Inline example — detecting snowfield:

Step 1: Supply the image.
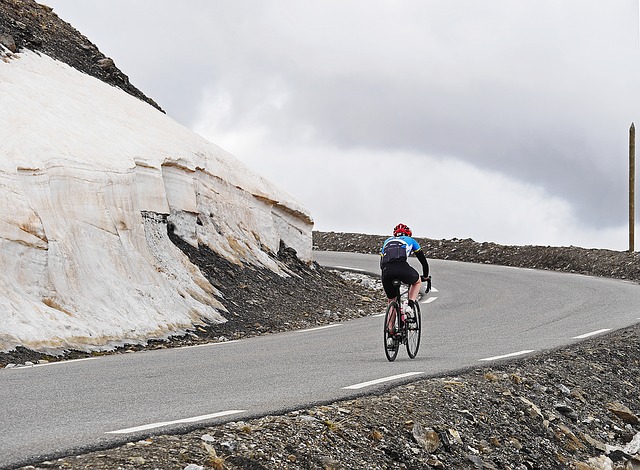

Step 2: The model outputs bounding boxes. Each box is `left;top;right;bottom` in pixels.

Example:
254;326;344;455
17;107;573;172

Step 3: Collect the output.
0;48;313;353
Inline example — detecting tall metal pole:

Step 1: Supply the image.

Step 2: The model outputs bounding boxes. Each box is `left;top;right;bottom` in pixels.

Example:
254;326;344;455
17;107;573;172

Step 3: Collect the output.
630;122;635;252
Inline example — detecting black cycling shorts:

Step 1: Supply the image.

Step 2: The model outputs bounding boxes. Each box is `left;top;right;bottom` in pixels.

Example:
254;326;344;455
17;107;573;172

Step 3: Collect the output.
381;261;419;299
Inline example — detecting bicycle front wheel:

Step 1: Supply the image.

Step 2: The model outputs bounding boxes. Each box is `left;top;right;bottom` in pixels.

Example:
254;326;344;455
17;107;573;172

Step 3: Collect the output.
383;301;400;362
405;303;421;358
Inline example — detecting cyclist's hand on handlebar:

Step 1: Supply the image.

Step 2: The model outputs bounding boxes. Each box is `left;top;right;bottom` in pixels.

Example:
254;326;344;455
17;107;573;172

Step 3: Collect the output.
421;275;432;292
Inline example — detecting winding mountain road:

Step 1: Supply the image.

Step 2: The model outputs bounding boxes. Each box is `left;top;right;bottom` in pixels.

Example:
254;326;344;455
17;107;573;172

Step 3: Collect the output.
2;252;640;468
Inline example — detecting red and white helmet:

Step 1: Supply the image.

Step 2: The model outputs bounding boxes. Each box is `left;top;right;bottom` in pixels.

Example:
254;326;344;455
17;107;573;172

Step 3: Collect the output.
393;223;412;237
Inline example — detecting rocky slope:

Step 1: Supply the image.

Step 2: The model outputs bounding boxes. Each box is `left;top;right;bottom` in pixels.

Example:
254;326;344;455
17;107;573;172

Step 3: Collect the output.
313;231;640;282
13;232;640;470
0;0;162;111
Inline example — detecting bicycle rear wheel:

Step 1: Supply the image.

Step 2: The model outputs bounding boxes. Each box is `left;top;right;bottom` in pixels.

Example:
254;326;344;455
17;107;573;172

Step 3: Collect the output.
405;303;421;358
383;301;400;362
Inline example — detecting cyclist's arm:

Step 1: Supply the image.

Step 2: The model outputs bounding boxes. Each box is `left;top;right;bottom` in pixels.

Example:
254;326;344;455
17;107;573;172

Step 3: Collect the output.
415;249;429;278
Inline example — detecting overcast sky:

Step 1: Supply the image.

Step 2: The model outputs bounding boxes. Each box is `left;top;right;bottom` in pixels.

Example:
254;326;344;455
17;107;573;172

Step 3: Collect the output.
43;1;640;250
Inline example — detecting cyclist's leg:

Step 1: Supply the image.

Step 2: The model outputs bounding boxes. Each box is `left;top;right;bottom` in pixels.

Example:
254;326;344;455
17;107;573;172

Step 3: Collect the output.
381;270;400;333
408;279;422;302
384;302;400;361
385;302;399;338
386;299;397;333
397;263;420;302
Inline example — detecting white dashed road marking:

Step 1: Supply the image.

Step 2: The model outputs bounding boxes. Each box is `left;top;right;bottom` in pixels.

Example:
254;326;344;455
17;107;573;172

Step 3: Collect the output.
106;410;246;434
343;372;422;390
478;350;535;362
573;329;611;339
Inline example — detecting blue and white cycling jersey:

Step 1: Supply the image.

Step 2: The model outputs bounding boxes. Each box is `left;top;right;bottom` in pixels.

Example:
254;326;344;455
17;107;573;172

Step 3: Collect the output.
380;235;421;265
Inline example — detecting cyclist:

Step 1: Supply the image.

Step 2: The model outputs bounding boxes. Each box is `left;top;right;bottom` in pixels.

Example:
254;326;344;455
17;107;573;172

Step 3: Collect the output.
380;223;431;317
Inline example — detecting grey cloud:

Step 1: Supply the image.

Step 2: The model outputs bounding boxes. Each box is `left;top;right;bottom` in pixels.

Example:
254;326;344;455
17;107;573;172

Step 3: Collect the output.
229;66;636;226
45;0;640;233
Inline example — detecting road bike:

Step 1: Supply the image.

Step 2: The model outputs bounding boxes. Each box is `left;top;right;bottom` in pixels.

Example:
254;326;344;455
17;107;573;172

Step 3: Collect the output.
383;279;421;361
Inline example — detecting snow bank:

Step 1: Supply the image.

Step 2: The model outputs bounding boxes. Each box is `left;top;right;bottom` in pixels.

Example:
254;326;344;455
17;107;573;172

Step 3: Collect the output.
0;49;313;353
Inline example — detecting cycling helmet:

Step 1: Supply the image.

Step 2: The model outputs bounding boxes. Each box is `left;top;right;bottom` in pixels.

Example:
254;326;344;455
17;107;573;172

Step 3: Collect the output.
393;223;412;237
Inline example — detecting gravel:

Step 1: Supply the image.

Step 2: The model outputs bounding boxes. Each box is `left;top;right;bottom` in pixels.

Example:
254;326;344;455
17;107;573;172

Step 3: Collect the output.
10;231;640;469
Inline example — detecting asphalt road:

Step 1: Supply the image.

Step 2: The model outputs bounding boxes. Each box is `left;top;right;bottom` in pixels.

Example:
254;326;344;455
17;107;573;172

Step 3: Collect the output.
2;252;640;468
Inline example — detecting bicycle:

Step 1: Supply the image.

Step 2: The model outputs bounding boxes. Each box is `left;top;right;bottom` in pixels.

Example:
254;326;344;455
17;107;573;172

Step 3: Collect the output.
383;279;422;362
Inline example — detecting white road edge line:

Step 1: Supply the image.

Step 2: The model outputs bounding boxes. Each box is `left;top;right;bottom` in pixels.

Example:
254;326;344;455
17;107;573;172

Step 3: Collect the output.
180;340;239;350
479;350;535;362
106;410;247;434
296;324;342;333
431;287;439;293
343;372;422;390
573;329;611;339
8;357;98;369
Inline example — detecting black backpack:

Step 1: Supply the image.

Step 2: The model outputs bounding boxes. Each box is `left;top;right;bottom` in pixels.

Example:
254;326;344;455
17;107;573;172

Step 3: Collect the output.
381;238;408;266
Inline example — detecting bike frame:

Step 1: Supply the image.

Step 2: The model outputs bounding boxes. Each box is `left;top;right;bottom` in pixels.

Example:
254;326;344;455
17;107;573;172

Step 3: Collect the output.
384;279;421;361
